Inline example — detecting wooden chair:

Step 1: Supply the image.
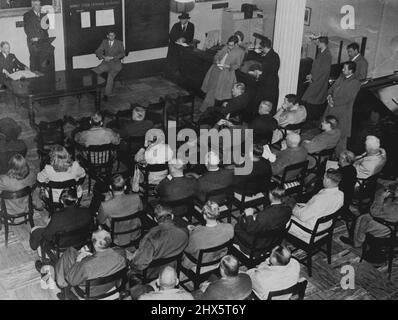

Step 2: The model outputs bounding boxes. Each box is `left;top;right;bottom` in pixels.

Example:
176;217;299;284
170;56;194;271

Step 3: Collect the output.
361;218;398;279
272;160;309;196
180;239;233;291
109;211;146;249
233;174;270;215
286;210;340;277
146;98;168;133
138;163;169;209
140;252;183;284
39;178;85;216
194;186;234;224
36;120;66;170
0;186;35;247
308;148;336;174
352;174;380;214
117;136;146;174
53;223;94;260
76;143;118;193
71;267;129;300
231;226;287;269
166;93;195;130
266;278;308;300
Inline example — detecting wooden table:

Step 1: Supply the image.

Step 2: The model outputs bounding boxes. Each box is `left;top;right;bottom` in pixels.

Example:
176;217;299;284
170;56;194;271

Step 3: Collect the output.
4;69;106;131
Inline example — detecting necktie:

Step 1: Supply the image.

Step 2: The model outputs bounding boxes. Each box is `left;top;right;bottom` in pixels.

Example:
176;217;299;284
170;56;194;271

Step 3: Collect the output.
183;25;186;33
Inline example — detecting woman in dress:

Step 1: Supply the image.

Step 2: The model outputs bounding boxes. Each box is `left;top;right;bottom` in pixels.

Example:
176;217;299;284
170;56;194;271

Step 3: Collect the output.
200;35;245;112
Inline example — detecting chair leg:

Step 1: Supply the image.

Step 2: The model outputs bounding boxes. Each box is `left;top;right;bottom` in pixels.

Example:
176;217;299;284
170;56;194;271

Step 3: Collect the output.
307;253;313;277
4;220;9;247
388;246;394;279
88;177;92;194
327;241;332;264
29;212;35;228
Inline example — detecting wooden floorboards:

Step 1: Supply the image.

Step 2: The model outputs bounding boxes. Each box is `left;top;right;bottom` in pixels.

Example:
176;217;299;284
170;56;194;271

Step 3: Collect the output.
0;76;397;300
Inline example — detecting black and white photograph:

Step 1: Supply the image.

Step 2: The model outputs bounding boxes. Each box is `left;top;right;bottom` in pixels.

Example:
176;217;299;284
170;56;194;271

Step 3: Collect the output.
0;0;397;307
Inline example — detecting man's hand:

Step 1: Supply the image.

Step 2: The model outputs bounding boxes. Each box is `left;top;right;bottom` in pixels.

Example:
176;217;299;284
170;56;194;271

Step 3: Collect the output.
76;248;92;262
306;74;313;81
199;281;211;292
222;102;228;108
31;37;39;42
104;56;113;62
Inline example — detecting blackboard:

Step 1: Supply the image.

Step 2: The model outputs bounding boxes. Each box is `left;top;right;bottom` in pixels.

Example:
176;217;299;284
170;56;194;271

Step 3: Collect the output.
125;0;170;52
63;0;123;70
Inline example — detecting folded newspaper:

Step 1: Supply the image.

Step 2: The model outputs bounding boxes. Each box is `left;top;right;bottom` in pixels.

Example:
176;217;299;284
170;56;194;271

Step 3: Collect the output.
8;70;39;81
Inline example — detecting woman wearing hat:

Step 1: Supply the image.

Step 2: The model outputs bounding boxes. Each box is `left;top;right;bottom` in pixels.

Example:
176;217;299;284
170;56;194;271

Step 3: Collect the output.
167;12;195;74
200;35;245;112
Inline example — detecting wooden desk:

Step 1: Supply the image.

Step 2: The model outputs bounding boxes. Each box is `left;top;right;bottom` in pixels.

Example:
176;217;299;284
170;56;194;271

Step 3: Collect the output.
4;69;106;131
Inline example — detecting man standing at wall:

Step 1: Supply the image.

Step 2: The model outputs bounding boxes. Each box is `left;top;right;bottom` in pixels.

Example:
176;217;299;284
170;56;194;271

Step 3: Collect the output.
23;0;49;71
347;42;369;81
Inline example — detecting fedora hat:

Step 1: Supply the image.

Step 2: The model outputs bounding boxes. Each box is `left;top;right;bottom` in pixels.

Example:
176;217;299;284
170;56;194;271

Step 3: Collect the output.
178;12;191;20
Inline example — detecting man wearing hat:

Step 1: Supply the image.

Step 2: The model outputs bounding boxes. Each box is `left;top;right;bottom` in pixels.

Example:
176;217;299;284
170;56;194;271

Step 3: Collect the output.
167;12;195;74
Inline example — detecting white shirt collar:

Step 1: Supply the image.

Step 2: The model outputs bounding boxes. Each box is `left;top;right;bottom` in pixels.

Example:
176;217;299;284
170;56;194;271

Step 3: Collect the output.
2;52;7;58
352;54;360;61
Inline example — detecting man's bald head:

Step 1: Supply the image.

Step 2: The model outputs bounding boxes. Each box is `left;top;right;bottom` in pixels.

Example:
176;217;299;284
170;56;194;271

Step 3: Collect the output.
158;266;179;289
286;133;301;148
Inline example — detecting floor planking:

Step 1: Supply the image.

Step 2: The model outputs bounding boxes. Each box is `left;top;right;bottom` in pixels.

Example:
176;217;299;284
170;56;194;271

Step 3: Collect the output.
0;75;397;300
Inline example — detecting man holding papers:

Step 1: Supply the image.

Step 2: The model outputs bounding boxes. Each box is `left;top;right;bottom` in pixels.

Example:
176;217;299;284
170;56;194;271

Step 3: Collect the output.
93;30;125;101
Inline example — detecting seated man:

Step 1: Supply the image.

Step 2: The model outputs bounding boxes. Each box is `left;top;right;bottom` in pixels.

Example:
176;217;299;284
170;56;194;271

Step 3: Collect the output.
182;201;234;270
246;245;300;300
129;205;189;277
199;83;249;127
156;159;197;217
138;266;194;300
288;169;344;243
0;117;27;174
233;144;272;196
197;255;252;300
55;228;127;300
74;113;120;147
271;133;308;176
341;184;398;248
0;41;28;83
302;116;341;154
272;94;307;144
234;187;292;256
354;135;387;180
30;188;93;267
97;174;143;247
93;30;125;101
337;150;357;208
249;100;278;145
117;106;154;139
193;152;234;203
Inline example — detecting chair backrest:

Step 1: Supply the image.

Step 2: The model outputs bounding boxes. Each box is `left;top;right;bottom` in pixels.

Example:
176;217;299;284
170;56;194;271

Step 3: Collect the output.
142;252;183;283
42;178;85;211
194;239;234;275
240;173;270;197
86;144;118;166
251;226;287;257
356;174;379;200
0;186;33;217
110;211;144;248
205;186;234;206
310;211;339;245
281;160;309;185
54;222;93;254
121;136;146;159
267;279;308;300
78;266;128;300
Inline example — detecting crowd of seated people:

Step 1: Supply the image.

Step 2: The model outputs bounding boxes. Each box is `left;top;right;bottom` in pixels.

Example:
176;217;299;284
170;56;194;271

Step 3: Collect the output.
1;30;395;302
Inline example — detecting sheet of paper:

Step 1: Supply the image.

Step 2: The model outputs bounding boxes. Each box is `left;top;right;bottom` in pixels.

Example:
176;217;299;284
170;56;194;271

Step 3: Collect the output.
8;70;39;81
326;160;339;171
95;9;115;27
81;12;91;28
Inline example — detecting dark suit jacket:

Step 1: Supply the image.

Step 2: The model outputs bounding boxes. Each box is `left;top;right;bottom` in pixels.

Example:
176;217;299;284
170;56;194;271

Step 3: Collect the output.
352;55;369;81
196;169;234;203
0;53;26;74
256;48;280;109
169;22;195;45
233;158;271;196
234;204;292;253
219;92;249;117
95;39;125;64
271;146;308;177
338;165;357;207
23;9;49;42
29;206;93;250
118;120;154;139
249;114;278;144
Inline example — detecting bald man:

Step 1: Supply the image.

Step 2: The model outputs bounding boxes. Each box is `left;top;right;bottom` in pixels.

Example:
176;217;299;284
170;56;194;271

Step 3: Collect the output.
156;159;197;217
271;133;308;177
139;266;193;300
354;136;387;179
249;101;278;145
55;228;127;300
